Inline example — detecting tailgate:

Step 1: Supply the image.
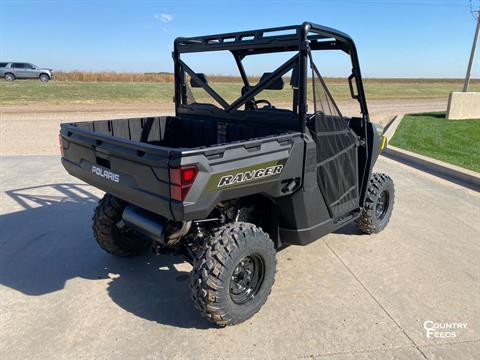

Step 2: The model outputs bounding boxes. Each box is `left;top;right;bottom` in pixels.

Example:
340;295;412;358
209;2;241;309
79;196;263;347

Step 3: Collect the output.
60;123;174;219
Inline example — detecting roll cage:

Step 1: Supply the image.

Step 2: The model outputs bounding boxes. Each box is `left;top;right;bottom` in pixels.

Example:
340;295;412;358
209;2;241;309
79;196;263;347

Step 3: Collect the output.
173;21;370;133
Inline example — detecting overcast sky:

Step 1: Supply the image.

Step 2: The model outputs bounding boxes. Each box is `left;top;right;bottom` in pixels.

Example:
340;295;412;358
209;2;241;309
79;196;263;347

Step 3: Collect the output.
1;0;479;78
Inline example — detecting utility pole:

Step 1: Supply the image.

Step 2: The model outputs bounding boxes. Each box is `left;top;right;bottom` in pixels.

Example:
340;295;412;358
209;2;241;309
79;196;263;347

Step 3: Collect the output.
464;10;480;92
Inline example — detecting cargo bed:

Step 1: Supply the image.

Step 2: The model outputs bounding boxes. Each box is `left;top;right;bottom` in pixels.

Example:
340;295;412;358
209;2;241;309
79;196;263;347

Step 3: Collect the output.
60;115;302;221
66;114;295;148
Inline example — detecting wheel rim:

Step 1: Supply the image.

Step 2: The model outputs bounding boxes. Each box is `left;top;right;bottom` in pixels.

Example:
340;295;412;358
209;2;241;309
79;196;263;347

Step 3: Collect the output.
376;190;390;221
229;254;265;304
6;74;13;81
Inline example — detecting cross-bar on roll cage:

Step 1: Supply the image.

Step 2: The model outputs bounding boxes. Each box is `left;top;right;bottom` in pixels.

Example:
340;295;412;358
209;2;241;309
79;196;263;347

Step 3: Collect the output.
173;22;370;133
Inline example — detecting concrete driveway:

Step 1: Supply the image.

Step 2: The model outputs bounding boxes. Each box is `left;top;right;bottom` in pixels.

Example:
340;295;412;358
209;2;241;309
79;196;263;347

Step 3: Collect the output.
0;156;479;359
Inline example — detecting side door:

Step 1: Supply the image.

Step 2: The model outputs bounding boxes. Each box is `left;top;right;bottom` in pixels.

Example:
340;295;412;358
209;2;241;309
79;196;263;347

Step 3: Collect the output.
25;63;39;79
11;63;28;78
307;59;360;220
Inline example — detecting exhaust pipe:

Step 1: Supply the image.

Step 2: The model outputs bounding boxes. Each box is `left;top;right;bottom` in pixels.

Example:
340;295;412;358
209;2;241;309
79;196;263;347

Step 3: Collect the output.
121;206;192;245
122;206;166;243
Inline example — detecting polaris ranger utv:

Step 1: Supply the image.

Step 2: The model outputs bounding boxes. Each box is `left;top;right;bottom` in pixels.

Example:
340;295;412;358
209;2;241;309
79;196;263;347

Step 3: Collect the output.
60;22;394;326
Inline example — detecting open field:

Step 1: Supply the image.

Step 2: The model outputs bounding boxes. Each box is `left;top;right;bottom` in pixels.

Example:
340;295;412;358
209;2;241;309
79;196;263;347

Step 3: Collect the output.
390;112;480;172
51;71;480;85
1;79;478;105
54;71;175;82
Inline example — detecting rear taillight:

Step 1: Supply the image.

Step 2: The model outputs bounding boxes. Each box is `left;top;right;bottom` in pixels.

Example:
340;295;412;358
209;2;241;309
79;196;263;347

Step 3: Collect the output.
59;134;64;157
169;166;198;201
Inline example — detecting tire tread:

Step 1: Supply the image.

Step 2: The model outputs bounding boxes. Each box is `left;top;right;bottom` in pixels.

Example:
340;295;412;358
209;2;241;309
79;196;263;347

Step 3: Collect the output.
191;222;276;327
92;194;151;257
356;173;395;234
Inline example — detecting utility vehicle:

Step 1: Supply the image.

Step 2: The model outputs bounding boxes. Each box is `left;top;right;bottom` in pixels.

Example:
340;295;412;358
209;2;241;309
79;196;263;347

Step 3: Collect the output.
60;22;395;326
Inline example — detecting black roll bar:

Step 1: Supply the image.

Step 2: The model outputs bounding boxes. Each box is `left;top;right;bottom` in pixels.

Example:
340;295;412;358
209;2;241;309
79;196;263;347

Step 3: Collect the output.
173;22;370;131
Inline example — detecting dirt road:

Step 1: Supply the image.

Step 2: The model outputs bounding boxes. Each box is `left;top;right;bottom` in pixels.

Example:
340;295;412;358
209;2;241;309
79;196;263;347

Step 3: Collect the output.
0;98;446;156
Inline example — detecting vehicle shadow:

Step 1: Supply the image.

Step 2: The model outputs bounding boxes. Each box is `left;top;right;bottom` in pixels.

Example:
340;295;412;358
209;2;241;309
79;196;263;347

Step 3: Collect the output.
0;183;209;329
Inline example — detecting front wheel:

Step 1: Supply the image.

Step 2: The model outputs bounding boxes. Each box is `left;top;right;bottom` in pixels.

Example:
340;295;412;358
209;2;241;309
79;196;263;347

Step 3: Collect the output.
356;173;395;234
191;222;276;326
39;74;50;82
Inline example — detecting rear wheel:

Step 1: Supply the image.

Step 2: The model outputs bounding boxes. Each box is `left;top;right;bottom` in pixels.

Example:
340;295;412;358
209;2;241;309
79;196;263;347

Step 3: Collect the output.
191;222;276;326
92;194;152;256
4;73;15;81
356;173;395;234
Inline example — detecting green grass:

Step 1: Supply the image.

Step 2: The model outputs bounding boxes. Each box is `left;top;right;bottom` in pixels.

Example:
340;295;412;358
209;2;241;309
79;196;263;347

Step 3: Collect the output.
0;79;479;105
390;112;480;172
0;81;174;105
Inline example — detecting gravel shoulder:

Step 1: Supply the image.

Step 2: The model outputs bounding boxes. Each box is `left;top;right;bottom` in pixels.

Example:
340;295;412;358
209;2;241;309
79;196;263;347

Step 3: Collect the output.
0;99;446;156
